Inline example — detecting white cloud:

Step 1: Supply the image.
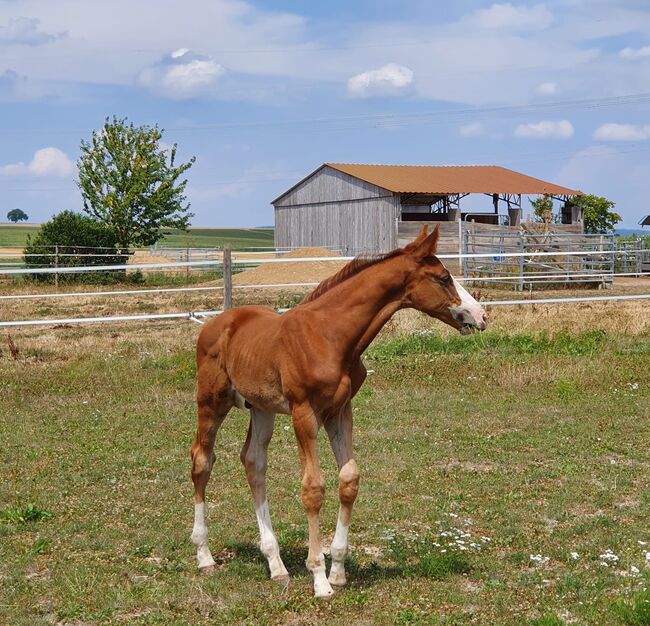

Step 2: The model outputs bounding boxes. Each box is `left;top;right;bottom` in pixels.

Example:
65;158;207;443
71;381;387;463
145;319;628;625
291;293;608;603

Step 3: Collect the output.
619;46;650;60
0;147;74;177
347;63;414;97
514;120;574;138
536;81;557;94
138;49;226;99
0;16;64;46
459;122;485;138
593;123;650;141
171;48;190;59
466;3;553;31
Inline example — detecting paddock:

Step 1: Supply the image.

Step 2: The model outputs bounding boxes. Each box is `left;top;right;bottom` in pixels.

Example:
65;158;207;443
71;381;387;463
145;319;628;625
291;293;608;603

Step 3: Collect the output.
0;250;649;625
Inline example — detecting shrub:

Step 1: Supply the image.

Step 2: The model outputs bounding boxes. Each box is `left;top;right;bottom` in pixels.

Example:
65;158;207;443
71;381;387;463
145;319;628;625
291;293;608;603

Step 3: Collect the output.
23;211;125;284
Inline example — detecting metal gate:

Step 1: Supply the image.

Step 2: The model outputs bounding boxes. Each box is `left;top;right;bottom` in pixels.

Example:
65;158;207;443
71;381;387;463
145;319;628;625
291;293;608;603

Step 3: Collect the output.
462;228;616;290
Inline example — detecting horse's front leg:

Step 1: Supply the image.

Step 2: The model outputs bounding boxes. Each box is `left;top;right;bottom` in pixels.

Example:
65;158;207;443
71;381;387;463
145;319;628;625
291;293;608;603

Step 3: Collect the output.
292;403;333;599
324;401;359;587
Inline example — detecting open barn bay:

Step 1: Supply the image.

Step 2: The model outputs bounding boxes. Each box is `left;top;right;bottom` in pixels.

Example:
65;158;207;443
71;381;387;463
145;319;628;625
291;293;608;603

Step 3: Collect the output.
0;306;648;625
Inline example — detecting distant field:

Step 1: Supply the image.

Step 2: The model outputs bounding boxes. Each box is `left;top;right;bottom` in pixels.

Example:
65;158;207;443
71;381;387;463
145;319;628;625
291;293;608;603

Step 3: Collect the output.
0;224;40;247
158;227;275;249
0;225;275;249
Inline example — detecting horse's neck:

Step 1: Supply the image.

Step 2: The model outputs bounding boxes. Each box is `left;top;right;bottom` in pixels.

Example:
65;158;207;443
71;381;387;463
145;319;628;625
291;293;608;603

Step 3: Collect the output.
306;257;408;361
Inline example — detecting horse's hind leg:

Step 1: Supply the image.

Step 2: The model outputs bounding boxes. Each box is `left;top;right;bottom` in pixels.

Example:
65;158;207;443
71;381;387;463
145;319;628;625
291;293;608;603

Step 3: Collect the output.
324;401;359;588
240;408;289;584
190;367;232;572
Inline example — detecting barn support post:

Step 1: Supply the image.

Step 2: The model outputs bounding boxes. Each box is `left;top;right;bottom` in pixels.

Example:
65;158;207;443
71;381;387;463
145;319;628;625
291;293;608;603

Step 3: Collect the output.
223;245;232;309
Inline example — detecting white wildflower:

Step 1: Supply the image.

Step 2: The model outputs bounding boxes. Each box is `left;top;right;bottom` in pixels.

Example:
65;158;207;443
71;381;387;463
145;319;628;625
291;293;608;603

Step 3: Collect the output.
570;552;579;560
631;566;640;575
600;550;619;562
530;554;550;564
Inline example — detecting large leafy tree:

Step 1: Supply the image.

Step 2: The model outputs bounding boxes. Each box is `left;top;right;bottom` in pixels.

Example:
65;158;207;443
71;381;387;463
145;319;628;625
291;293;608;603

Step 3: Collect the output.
7;208;28;223
573;194;621;234
77;117;195;250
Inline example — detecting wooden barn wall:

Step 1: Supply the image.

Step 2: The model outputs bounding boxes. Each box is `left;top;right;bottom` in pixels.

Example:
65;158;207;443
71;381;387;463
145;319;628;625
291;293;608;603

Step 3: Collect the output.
275;196;399;254
274;167;388;207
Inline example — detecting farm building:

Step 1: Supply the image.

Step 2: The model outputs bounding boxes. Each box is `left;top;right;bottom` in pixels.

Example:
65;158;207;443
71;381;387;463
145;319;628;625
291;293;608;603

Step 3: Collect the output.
272;163;583;255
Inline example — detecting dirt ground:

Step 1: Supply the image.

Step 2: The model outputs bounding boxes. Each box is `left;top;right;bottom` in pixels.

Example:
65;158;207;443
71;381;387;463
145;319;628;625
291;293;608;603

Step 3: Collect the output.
232;247;344;286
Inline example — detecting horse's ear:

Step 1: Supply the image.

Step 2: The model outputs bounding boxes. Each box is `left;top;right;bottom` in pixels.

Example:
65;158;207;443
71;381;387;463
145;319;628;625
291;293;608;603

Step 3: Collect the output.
410;224;440;258
404;224;429;251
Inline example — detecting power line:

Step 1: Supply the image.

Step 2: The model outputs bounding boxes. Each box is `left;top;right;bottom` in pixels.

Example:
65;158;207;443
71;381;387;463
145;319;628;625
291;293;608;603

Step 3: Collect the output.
1;91;649;137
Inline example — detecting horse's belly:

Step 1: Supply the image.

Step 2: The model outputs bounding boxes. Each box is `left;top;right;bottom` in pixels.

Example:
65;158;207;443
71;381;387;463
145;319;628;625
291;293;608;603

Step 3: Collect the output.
232;382;291;416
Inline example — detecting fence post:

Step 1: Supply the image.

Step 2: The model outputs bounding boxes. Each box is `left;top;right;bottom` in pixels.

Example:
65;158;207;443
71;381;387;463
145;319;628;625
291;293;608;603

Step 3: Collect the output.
462;228;468;281
54;244;59;289
185;246;190;283
519;233;525;292
223;245;232;310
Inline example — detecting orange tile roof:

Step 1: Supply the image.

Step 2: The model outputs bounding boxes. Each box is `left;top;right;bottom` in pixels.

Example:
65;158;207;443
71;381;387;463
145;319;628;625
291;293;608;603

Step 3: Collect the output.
326;163;582;196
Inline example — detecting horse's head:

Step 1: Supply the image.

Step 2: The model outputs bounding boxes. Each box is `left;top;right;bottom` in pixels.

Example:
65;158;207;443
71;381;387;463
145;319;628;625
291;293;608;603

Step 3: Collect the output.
402;224;488;334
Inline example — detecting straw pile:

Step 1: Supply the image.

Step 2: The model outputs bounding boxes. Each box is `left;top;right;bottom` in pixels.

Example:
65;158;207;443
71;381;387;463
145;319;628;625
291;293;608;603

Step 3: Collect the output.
232;247;345;286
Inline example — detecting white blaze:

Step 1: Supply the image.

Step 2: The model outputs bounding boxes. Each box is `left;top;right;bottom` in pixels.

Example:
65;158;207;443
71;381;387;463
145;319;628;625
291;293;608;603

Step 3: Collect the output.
450;278;487;330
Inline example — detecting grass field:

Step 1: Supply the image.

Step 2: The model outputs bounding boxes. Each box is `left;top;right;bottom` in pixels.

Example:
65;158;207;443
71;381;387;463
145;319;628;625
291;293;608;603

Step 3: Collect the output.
157;227;274;249
0;224;40;247
0;298;648;625
0;225;275;249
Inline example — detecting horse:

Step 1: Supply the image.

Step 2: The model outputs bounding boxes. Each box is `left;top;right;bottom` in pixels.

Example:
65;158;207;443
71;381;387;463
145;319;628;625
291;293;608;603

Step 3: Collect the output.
190;224;488;598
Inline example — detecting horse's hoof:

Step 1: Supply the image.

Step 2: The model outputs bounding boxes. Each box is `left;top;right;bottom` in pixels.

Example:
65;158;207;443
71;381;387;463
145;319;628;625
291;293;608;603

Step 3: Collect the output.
199;564;216;574
328;575;346;588
314;586;335;600
271;573;290;587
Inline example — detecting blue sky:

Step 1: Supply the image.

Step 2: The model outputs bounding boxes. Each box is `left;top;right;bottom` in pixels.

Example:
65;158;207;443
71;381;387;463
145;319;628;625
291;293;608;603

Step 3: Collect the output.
1;0;650;228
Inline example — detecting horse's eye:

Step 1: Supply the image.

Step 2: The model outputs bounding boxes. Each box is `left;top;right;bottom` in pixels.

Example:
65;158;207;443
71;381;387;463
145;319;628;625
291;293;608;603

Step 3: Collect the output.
439;274;452;286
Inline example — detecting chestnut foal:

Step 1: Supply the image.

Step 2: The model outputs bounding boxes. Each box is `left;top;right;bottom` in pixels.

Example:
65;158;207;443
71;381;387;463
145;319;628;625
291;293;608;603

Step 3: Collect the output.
190;225;487;598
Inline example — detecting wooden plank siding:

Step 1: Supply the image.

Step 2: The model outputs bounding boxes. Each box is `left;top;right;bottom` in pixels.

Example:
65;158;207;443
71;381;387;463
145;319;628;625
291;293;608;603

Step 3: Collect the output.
275;196;399;254
274;166;387;207
274;166;400;254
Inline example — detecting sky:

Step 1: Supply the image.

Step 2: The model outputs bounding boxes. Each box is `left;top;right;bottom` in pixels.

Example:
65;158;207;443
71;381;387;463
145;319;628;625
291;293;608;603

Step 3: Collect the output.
1;0;650;228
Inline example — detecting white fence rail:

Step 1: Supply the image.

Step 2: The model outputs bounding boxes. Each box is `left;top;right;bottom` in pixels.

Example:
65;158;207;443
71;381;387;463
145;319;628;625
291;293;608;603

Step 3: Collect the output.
1;293;649;328
1;247;647;329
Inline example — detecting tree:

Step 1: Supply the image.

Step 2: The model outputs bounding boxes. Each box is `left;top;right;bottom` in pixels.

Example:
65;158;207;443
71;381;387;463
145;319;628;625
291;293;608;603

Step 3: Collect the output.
573;194;621;234
529;195;556;224
77;116;195;251
7;208;28;223
24;210;122;284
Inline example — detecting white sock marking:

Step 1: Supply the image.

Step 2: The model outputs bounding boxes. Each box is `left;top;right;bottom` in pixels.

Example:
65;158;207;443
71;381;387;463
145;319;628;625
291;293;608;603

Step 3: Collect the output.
256;499;288;579
328;510;349;586
191;502;216;569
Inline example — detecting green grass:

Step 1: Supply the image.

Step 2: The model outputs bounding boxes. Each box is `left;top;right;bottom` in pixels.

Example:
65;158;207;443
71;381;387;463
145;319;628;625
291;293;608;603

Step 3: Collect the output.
0;224;40;247
0;325;648;624
158;227;275;249
0;225;275;249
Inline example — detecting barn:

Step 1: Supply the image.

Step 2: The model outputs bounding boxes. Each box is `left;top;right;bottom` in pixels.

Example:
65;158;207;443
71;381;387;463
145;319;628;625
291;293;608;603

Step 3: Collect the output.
272;163;583;255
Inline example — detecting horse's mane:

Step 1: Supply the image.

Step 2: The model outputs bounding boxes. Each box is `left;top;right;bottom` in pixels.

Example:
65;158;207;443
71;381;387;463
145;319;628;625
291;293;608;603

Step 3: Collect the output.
301;248;404;304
